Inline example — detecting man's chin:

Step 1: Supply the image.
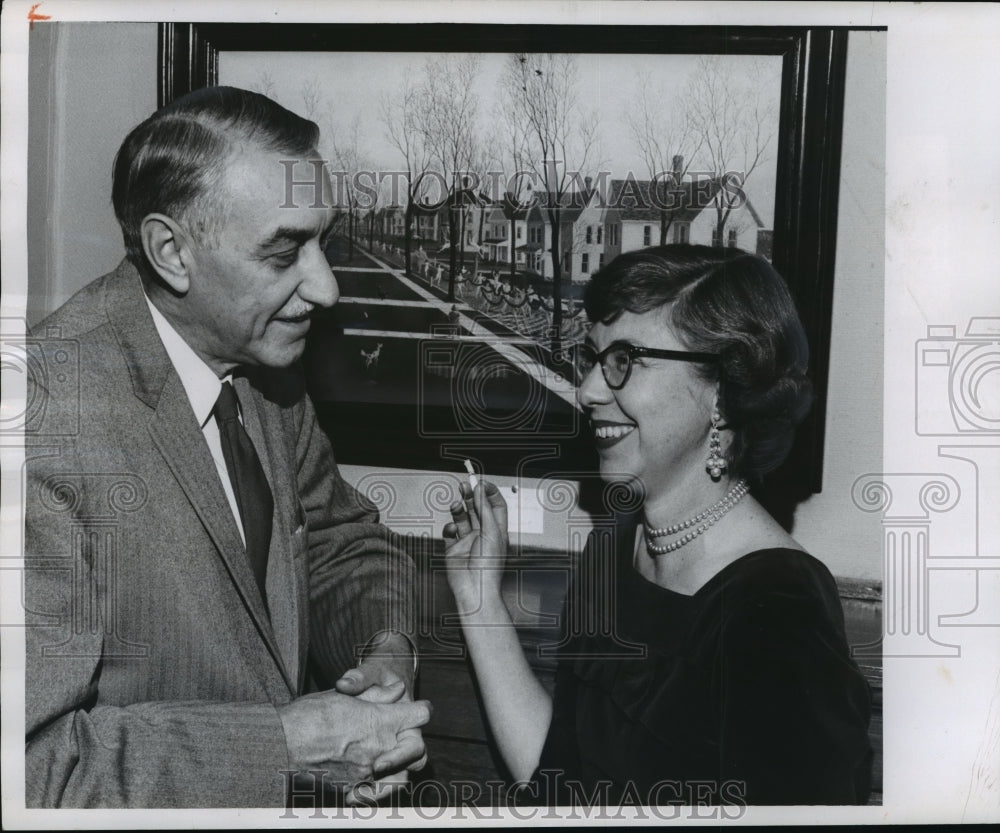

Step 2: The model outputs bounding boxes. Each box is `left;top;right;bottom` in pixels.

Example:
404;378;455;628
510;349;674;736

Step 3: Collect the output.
253;339;307;369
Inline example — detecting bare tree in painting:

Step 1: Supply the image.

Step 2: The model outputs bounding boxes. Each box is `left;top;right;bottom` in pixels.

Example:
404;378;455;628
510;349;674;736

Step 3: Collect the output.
329;115;368;261
683;56;775;247
291;77;353;245
624;72;704;245
365;169;393;253
461;141;495;278
251;69;277;99
488;91;533;284
455;144;482;277
299;78;324;122
504;52;596;352
419;54;482;301
380;75;434;275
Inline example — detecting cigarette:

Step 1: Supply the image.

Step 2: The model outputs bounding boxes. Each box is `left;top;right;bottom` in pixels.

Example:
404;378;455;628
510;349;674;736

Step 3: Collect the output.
463;459;479;490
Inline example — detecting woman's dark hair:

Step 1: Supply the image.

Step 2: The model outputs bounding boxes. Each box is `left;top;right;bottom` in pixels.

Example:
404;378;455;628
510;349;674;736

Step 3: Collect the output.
112;86;320;267
584;244;812;479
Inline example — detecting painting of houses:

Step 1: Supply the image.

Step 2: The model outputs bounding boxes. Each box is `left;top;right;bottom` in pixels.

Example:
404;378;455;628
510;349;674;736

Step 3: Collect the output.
199;27;845;503
502;170;772;286
602;169;771;268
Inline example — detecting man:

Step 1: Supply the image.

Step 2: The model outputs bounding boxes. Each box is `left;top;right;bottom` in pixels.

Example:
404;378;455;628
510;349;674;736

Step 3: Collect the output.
24;87;429;808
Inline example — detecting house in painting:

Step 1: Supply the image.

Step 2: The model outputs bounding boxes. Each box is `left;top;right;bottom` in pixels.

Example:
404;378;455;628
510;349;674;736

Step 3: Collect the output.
602;170;771;263
520;179;602;283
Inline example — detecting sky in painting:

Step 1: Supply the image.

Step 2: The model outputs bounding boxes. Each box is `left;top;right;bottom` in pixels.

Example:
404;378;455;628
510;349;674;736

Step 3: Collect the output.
222;50;780;223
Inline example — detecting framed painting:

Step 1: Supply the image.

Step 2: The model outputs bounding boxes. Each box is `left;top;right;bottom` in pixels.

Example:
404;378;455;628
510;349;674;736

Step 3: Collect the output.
158;22;853;496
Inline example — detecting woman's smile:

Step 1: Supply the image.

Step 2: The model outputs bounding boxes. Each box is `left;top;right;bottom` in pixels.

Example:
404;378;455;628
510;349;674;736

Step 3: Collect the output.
591;419;637;447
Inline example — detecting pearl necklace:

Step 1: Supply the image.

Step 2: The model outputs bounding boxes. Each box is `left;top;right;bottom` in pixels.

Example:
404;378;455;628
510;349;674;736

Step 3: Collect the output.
644;479;749;555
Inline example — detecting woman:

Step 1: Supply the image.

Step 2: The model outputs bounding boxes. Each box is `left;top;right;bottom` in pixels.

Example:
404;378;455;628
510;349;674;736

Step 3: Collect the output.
443;245;873;806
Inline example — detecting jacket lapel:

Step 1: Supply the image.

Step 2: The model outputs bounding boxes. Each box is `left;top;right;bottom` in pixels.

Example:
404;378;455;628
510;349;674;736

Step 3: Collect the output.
104;261;296;695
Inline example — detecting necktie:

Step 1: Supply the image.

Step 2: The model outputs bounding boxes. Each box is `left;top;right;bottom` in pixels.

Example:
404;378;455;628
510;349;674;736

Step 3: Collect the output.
214;380;273;606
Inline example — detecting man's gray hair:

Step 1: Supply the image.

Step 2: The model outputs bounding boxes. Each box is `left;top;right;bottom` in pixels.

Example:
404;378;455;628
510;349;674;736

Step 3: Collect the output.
112;86;320;267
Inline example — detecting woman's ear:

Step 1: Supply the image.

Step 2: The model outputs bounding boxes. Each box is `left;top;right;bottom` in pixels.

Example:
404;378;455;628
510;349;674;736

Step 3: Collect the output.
140;213;193;295
712;378;732;431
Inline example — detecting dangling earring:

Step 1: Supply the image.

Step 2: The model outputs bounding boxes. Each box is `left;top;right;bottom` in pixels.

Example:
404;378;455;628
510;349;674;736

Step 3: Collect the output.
706;397;727;480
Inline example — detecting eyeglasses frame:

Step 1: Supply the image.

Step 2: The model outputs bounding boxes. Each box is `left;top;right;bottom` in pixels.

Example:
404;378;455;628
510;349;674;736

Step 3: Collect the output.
576;340;720;391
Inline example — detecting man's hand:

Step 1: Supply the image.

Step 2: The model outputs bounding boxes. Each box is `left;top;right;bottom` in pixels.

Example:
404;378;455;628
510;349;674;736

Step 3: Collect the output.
333;631;424;804
336;631;417;701
276;687;430;793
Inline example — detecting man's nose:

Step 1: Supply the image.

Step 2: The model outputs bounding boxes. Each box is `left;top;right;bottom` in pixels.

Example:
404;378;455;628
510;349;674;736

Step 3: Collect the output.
300;245;340;309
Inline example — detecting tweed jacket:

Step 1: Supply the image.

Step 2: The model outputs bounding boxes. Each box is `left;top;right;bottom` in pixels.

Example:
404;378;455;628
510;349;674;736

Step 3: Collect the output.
24;259;415;808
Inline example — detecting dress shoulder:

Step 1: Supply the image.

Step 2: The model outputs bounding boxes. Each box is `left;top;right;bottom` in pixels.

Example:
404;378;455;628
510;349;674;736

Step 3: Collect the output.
700;548;849;639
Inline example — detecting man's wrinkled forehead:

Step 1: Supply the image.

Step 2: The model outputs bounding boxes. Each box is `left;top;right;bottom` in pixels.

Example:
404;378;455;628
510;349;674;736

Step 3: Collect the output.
215;143;333;207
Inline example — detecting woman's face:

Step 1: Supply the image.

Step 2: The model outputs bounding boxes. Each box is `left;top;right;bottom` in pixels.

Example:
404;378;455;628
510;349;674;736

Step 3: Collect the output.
578;307;717;497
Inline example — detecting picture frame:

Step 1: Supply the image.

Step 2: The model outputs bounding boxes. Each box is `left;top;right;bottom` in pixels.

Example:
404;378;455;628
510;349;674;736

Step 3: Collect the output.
158;22;855;495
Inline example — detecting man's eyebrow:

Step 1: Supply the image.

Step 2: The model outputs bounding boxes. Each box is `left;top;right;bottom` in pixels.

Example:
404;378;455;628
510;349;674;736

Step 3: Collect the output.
255;218;336;254
256;226;314;253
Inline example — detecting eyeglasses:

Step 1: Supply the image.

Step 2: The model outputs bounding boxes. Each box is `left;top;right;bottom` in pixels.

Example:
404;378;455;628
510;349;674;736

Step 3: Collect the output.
573;340;719;390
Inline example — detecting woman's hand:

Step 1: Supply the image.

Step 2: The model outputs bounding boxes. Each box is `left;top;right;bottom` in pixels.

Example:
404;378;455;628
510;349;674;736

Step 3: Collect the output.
442;480;510;615
440;480;554;782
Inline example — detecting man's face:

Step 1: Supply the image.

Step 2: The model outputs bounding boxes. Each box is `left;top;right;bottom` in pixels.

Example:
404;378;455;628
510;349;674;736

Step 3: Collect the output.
180;145;339;374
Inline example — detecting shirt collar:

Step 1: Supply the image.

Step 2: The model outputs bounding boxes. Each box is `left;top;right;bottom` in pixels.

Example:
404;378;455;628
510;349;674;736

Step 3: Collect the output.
143;290;229;428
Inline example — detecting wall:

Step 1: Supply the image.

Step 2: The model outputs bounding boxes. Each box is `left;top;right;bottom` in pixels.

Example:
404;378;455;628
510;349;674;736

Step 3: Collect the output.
27;22;158;325
26;27;886;581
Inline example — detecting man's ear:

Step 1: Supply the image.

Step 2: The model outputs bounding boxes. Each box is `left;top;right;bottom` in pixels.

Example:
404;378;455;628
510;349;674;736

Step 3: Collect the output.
140;214;194;294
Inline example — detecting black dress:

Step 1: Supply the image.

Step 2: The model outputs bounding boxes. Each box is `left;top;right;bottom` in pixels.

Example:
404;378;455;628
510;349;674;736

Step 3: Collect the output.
525;517;874;806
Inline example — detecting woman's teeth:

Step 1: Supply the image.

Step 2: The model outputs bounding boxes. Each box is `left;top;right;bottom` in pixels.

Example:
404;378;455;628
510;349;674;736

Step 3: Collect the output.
595;424;635;439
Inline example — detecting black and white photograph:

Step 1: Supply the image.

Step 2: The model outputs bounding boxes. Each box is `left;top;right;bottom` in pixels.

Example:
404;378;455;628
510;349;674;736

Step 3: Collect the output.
1;0;998;827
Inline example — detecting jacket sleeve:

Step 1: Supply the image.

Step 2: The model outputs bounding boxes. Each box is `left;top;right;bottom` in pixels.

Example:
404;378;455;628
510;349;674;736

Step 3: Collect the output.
716;589;874;805
292;390;416;685
23;449;291;808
